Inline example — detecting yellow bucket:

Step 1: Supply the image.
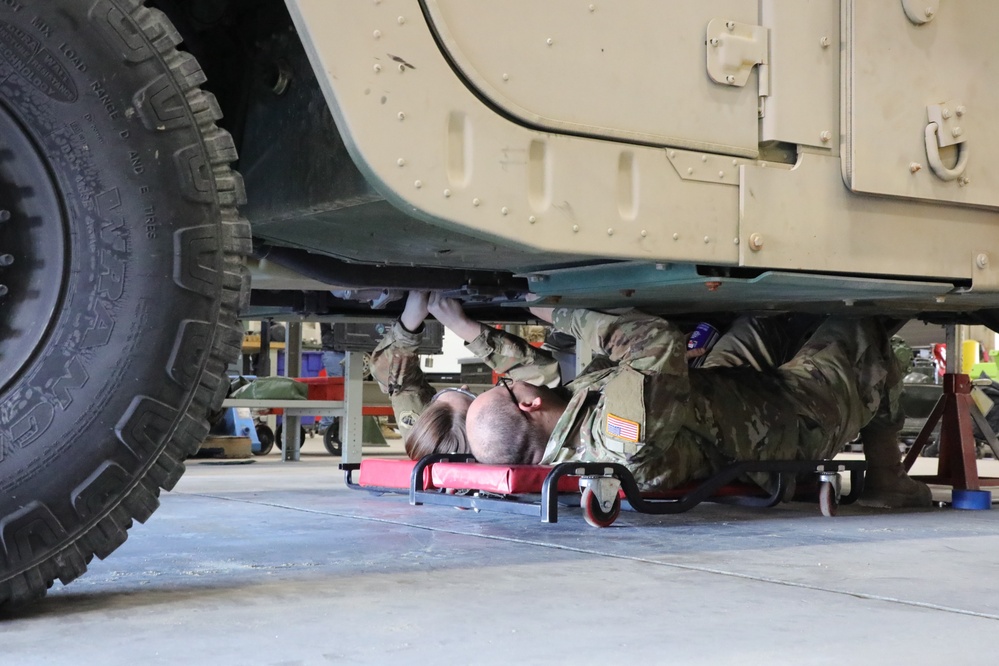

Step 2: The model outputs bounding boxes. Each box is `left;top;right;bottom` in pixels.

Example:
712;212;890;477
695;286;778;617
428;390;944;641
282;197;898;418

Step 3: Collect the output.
962;339;981;375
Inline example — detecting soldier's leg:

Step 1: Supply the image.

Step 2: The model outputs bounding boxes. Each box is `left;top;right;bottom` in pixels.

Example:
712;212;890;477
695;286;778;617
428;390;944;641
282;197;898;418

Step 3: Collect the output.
857;336;931;508
703;314;819;371
778;318;929;508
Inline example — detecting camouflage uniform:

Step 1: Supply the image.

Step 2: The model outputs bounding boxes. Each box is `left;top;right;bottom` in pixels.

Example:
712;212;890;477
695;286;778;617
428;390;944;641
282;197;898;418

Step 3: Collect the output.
370;320;561;440
540;309;906;490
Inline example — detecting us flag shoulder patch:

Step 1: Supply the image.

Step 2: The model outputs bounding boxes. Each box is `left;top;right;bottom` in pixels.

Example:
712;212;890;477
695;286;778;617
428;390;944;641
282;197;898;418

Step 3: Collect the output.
606;413;640;443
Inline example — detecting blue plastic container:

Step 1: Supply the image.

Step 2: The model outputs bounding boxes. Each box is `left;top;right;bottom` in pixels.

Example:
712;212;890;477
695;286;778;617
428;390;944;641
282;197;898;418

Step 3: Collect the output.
951;489;992;510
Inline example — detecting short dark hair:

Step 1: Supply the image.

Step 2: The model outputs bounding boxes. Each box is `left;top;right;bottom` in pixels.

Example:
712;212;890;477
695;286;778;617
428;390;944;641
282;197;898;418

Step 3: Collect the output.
404;401;469;459
470;399;541;465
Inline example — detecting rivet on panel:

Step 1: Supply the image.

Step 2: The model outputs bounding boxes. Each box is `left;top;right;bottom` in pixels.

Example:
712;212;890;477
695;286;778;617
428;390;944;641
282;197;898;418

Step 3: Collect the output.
641;230;648;237
546;38;554;46
718;171;725;179
398;64;407;72
588;4;596;12
607;228;615;236
443;189;451;198
820;36;831;48
725;21;735;30
733;238;740;245
501;207;509;215
960;175;971;186
397;112;405;121
952;127;963;138
725;75;735;84
925;7;935;18
414;180;422;189
373;64;382;73
530;215;538;224
373;30;382;39
909;162;922;173
936;296;946;303
687;167;694;175
472;198;481;207
397;15;405;24
709;38;720;47
820;131;832;143
673;233;680;240
701;155;708;162
956;106;967;117
977;254;989;269
397;158;406;167
749;233;764;251
703;236;710;243
941;108;952;119
732;159;738;166
502;73;510;81
572;224;579;232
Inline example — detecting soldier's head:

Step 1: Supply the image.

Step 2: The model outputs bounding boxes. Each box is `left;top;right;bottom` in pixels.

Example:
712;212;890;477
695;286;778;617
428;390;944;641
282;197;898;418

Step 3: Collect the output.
404;387;474;459
465;378;568;464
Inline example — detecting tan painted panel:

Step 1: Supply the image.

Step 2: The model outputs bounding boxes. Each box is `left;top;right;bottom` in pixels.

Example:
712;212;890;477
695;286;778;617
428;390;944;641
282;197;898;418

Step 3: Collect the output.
424;0;761;157
760;0;839;150
845;0;999;208
286;0;741;265
740;152;999;290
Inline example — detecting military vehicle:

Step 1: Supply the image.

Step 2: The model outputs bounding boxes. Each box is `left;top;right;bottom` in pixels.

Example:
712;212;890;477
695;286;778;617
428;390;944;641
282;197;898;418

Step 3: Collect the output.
3;0;998;605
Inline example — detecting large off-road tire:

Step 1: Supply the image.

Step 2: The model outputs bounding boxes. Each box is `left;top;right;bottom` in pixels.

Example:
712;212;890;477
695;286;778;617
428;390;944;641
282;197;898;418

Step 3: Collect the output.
0;0;249;606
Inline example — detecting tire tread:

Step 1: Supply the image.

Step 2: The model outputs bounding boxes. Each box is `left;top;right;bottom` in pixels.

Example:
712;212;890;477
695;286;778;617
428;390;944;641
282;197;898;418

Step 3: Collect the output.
0;1;250;608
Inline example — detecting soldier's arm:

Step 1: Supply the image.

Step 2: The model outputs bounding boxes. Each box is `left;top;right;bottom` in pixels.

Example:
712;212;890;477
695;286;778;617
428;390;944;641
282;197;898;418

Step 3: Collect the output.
431;294;561;387
465;327;562;388
550;308;688;375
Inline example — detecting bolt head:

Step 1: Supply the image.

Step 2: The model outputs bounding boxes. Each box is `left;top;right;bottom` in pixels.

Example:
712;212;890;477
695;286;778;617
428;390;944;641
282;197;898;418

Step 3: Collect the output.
977;253;989;269
749;233;764;251
909;162;922;173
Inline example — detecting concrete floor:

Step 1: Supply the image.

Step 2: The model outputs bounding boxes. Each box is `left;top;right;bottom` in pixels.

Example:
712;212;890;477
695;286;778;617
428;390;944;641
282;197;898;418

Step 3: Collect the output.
4;437;999;666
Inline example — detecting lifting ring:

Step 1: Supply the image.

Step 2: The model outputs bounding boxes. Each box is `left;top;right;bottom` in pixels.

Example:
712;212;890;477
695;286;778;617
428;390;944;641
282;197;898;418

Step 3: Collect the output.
924;122;969;182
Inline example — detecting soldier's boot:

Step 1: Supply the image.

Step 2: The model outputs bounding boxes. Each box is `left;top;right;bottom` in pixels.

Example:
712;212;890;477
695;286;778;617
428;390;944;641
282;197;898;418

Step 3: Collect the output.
858;425;932;508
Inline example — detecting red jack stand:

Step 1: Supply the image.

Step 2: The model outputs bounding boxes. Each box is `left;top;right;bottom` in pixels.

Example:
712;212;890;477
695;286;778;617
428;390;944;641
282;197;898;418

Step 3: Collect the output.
902;373;999;492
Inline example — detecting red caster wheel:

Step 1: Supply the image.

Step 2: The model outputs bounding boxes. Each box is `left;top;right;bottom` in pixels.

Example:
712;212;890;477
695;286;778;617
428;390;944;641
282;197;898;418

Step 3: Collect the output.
581;486;621;527
818;480;838;517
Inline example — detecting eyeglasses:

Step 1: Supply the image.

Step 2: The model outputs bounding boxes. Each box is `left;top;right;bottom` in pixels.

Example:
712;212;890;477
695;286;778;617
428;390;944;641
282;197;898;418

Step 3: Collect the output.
497;377;528;419
431;387;477;403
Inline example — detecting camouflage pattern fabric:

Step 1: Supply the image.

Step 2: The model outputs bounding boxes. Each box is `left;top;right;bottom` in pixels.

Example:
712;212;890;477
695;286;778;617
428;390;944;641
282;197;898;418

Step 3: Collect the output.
540;309;906;491
370;320;561;439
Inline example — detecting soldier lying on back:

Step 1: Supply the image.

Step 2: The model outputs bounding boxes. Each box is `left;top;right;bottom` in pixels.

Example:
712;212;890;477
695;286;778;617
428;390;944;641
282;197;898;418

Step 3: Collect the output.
464;305;930;509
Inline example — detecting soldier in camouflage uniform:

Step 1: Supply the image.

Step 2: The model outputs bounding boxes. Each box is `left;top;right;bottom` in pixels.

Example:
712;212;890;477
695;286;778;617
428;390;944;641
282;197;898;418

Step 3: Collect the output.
466;307;931;508
370;291;561;458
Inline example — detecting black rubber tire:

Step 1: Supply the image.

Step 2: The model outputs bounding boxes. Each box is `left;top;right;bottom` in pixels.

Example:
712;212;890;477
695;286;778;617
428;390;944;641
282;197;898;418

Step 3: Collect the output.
0;1;249;607
254;424;275;456
274;424;307;450
323;420;343;456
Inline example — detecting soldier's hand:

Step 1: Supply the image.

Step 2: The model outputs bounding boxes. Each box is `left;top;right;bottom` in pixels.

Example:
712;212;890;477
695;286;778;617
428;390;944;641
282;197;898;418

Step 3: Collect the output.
429;293;481;342
400;291;430;332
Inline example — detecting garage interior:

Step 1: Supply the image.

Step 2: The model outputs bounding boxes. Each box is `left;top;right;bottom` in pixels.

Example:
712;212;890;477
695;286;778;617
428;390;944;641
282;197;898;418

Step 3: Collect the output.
5;319;999;664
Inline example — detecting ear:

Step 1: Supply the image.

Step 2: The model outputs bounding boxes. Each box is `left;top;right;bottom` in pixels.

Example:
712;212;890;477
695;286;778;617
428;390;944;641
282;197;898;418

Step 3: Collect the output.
519;396;544;413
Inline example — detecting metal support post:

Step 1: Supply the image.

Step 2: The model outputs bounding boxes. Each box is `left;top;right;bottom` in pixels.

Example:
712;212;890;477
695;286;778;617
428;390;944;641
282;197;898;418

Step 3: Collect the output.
341;350;364;465
283;321;303;462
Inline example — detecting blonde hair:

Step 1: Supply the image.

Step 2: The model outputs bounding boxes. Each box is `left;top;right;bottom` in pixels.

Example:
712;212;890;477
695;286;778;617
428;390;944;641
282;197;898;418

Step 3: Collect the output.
404;401;470;459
